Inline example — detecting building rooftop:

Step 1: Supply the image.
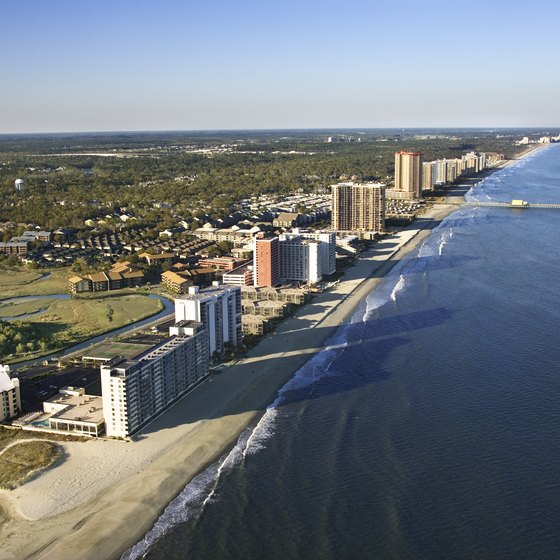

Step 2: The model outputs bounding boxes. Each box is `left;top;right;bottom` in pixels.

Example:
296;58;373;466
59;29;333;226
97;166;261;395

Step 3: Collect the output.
0;366;16;392
45;392;104;425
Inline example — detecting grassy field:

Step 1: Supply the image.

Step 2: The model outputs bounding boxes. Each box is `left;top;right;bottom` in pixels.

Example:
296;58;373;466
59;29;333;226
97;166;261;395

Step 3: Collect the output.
3;294;164;363
0;267;68;299
0;427;88;490
0;298;52;319
0;426;87;450
0;441;60;489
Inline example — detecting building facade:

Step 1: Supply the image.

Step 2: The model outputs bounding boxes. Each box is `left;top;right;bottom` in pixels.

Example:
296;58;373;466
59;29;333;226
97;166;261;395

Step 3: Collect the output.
222;263;254;286
0;365;21;422
253;236;280;287
422;162;436;191
100;323;209;438
175;283;242;356
282;229;336;276
278;235;321;285
394;151;422;198
331;182;386;233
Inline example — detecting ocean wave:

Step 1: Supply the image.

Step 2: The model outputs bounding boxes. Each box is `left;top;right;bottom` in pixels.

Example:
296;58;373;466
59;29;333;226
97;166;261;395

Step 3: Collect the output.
390;275;406;302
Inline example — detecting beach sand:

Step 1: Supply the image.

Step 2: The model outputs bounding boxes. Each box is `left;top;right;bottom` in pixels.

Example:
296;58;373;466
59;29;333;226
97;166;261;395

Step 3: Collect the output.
0;148;546;560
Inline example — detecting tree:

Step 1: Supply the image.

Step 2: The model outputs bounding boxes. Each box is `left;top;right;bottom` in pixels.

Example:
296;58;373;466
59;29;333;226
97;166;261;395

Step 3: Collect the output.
216;240;234;254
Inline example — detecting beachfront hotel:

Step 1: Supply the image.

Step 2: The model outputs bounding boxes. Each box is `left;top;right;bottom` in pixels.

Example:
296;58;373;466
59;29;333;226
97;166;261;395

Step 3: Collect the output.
175;283;242;356
278;235;321;285
0;365;21;422
281;229;336;276
253;230;336;287
422;161;436;191
393;151;422;199
331;181;386;233
253;234;280;287
101;322;209;438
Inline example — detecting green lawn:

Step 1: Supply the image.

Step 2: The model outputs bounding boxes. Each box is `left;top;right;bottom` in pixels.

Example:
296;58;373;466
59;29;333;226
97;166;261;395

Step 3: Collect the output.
0;267;68;299
0;298;52;319
3;294;164;363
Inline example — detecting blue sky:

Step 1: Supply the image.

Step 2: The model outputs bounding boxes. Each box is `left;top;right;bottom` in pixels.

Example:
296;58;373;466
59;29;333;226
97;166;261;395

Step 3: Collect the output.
1;0;559;132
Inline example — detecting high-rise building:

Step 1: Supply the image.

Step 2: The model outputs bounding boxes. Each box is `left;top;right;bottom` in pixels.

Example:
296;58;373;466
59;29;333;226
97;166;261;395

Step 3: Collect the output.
331;182;386;233
435;160;448;185
394;151;422;198
446;159;459;183
278;235;321;284
281;229;336;276
253;235;280;287
0;365;20;421
175;283;242;356
422;162;436;191
101;323;209;438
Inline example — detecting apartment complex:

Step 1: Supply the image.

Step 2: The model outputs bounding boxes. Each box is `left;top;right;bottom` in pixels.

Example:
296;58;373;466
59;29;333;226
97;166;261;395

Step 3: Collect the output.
331;182;386;233
68;261;145;294
101;323;209;438
393;151;422;199
0;365;21;422
0;230;52;256
175;283;242;355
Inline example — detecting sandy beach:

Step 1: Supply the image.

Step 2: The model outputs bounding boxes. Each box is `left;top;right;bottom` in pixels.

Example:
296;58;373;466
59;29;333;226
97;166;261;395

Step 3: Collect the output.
0;146;546;560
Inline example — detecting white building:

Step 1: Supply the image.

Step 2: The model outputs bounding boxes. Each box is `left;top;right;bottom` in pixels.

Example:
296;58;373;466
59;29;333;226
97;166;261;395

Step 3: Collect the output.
0;365;21;421
278;235;321;285
283;229;336;276
43;387;104;437
101;323;209;438
175;283;242;356
222;263;254;286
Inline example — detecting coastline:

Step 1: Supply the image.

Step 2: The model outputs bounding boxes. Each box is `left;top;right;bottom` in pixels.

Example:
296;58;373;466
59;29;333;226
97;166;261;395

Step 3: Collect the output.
0;145;547;560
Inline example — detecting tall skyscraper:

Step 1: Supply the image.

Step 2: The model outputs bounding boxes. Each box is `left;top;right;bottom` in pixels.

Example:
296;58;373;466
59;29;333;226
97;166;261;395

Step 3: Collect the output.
253;235;280;287
331;182;385;233
394;151;422;198
422;162;436;191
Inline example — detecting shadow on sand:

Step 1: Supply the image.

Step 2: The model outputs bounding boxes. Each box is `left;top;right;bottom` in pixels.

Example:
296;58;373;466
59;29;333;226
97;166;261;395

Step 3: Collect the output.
136;306;456;438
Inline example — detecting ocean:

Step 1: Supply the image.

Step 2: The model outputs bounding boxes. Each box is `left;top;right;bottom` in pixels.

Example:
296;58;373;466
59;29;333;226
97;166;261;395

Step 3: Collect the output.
124;144;560;560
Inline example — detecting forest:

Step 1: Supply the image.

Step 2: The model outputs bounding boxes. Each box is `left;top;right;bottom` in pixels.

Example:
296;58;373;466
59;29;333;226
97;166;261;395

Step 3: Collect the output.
0;128;539;231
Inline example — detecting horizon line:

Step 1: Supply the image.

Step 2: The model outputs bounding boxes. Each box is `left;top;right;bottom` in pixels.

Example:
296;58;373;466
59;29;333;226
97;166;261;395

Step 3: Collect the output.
0;126;559;137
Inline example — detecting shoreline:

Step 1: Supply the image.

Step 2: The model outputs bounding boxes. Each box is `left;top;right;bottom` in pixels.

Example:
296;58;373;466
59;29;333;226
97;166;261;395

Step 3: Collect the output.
0;145;547;560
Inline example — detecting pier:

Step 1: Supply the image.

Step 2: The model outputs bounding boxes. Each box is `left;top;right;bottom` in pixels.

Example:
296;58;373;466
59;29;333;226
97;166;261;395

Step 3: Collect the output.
432;200;560;209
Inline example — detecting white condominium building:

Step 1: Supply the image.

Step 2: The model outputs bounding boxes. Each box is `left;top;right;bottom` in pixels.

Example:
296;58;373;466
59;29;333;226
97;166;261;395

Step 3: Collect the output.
282;229;336;276
175;283;242;356
0;365;20;421
278;235;321;285
101;322;209;438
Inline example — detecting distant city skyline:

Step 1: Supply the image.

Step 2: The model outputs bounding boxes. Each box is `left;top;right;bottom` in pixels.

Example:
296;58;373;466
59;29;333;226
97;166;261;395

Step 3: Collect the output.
2;0;560;133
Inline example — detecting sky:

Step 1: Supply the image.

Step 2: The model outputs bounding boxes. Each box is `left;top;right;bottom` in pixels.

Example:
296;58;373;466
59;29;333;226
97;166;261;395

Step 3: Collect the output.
1;0;559;133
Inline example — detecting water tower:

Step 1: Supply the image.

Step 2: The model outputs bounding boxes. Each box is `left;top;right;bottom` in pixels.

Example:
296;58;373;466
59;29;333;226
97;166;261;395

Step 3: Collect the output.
15;179;24;193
